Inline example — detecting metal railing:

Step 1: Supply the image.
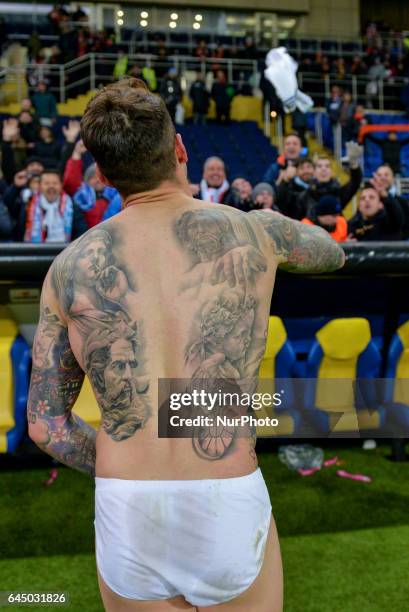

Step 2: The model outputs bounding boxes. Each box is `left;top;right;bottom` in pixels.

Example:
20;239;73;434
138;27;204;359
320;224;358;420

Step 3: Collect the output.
0;52;259;105
298;72;409;111
2;50;406;112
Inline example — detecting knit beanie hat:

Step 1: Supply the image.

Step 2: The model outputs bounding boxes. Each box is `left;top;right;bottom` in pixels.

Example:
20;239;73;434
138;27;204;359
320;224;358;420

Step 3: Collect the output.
253;182;274;200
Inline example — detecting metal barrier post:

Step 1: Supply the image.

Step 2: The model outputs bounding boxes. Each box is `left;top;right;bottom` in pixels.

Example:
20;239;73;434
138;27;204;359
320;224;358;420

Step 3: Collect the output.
333;123;342;161
16;69;22;102
90;54;95;91
314;111;323;147
227;60;233;85
264;101;270;138
276;114;284;151
351;194;357;215
252;60;257;88
59;65;65;103
324;74;330;100
352;76;357;104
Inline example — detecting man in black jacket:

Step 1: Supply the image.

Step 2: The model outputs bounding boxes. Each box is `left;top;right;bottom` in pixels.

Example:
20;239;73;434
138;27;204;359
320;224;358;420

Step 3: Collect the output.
189;73;209;125
159;68;182;123
364;131;409;174
372;164;409;238
296;148;362;219
348;182;404;241
211;70;231;124
223;177;254;212
275;158;314;219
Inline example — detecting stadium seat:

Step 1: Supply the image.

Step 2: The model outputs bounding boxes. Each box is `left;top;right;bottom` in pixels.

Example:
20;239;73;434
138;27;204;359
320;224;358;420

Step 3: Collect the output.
383;320;409;432
179;121;277;184
73;376;101;431
0;309;30;453
363;116;409;177
256;316;301;437
284;314;384;377
304;318;384;435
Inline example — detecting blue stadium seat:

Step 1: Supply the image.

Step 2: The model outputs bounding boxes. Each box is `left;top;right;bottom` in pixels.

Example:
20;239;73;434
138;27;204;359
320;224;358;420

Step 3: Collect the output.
304;318;384;435
383;320;409;432
283;315;384;377
0;311;30;453
180;121;277;184
363;119;409;177
256;316;302;437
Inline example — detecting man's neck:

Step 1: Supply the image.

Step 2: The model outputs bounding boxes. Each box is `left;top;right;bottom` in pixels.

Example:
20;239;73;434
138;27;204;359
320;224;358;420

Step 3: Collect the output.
124;179;191;208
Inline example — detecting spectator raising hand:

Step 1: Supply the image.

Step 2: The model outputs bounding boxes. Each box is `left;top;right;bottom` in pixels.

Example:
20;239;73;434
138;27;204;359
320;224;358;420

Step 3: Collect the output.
2;118;20;142
62;120;81;143
1;118;27;184
276;163;297;185
60;120;82;173
14;169;28;188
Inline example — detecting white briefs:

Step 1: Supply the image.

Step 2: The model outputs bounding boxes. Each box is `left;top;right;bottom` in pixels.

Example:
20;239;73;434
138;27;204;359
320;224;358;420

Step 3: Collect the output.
94;468;272;607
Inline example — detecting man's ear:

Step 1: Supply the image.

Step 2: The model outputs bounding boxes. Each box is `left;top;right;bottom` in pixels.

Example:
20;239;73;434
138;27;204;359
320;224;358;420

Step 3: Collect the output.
175;133;188;165
95;164;113;187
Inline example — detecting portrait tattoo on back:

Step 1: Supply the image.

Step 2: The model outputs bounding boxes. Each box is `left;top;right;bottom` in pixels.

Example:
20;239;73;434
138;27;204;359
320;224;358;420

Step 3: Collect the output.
173;208;270;461
51;226;151;442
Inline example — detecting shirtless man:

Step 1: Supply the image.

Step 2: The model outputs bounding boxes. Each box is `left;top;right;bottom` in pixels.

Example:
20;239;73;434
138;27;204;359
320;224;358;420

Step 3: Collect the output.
27;78;345;612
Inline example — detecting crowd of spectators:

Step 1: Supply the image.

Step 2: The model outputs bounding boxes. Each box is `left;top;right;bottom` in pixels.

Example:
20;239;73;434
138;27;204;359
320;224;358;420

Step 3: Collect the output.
0;93;408;245
0;94;124;242
190;132;408;242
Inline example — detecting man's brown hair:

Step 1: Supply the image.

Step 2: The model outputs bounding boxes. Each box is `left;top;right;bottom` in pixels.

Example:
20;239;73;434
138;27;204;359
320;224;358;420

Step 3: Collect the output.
314;154;331;165
295;157;313;167
80;78;176;196
284;132;301;141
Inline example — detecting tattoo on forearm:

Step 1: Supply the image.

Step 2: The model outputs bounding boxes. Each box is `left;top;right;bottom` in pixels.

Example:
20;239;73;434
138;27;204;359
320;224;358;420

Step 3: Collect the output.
251;211;345;273
28;313;96;475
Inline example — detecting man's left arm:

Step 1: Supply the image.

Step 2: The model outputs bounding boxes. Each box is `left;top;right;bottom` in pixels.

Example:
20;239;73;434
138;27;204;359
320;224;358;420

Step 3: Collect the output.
339;142;363;208
339;165;363;208
27;271;96;476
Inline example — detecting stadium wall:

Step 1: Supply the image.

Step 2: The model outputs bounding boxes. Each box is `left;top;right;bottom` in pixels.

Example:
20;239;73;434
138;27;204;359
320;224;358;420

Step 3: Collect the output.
111;0;360;37
114;0;310;11
296;0;360;38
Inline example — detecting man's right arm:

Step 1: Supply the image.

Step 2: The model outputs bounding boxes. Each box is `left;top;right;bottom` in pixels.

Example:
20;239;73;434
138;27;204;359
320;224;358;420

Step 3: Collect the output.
250;210;345;273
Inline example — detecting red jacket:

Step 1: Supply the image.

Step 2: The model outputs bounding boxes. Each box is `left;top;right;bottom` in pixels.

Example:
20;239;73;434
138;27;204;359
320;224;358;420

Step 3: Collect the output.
63;158;109;228
63;157;83;196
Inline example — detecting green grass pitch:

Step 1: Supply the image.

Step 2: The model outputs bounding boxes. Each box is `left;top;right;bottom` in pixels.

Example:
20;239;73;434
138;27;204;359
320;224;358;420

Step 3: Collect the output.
1;446;409;611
